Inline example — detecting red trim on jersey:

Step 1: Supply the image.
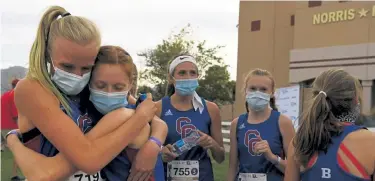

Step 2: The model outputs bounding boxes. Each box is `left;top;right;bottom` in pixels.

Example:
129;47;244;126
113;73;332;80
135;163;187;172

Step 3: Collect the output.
339;143;370;179
307;153;318;168
337;154;349;173
342;122;352;126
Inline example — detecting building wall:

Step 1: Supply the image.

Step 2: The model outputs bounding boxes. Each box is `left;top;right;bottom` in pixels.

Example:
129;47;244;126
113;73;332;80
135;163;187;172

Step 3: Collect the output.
236;1;375;117
235;1;295;116
219;104;235;121
293;1;375;49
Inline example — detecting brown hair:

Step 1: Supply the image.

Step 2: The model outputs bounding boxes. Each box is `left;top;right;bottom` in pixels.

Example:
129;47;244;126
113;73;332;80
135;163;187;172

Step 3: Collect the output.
293;69;361;166
95;46;134;83
80;46;134;112
243;68;278;112
26;6;101;115
11;78;20;89
129;63;138;96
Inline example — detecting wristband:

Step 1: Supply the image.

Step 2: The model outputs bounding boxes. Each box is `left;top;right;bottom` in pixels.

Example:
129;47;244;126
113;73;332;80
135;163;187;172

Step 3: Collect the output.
273;156;281;165
5;130;23;143
149;136;162;149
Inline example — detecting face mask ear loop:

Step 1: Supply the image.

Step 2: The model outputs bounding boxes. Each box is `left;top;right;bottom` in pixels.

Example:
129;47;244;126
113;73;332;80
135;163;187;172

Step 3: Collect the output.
48;56;58;76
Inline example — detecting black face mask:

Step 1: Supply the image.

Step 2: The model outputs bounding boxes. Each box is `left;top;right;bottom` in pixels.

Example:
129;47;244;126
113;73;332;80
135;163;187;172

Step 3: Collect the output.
336;104;360;123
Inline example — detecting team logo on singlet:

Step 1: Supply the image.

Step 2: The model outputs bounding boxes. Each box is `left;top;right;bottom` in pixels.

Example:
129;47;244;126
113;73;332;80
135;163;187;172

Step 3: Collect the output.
76;113;93;133
176;117;197;139
244;130;262;156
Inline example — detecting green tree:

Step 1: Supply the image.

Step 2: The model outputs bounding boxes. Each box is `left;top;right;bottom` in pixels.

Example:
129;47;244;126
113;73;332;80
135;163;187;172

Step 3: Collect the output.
196;65;236;105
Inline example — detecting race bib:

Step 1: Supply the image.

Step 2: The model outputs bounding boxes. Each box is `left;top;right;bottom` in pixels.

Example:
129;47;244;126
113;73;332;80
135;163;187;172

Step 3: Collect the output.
67;171;105;181
238;173;267;181
167;160;199;181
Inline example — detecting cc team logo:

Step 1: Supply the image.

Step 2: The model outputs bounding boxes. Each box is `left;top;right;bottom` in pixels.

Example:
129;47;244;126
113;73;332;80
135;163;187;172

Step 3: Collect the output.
76;113;93;133
176;117;197;139
244;129;262;156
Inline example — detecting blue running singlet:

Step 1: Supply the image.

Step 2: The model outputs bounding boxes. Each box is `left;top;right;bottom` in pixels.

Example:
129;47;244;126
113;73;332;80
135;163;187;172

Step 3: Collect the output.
101;104;165;181
300;125;372;181
160;96;214;181
21;97;164;181
39;97;105;181
236;111;284;181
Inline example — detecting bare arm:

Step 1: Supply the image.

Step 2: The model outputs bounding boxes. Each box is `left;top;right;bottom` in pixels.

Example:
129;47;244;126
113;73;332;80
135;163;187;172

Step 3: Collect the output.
7;135;68;181
7;136;72;181
128;95;137;105
272;115;295;173
227;118;239;181
15;79;155;174
153;100;170;145
206;101;225;163
9;95;163;180
8;108;149;180
149;116;168;144
128;115;168;149
283;138;300;181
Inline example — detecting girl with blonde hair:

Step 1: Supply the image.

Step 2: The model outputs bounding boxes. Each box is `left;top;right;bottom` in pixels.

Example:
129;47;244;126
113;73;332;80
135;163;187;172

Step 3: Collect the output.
6;6;160;181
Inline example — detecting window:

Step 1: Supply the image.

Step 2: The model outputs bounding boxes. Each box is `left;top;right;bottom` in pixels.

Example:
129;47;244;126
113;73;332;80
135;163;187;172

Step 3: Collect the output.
291;15;295;26
308;1;322;8
251;20;261;31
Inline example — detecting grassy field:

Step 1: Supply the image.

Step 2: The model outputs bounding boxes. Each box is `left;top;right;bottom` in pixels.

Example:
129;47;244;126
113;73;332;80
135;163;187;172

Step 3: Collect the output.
1;149;230;181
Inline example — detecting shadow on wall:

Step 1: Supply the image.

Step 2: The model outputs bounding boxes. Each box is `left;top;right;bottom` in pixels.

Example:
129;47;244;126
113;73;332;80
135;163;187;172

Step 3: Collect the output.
357;107;375;129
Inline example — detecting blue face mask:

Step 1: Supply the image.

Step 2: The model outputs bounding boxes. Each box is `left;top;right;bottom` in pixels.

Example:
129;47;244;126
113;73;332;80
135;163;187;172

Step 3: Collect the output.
89;88;128;115
175;78;199;96
246;91;271;112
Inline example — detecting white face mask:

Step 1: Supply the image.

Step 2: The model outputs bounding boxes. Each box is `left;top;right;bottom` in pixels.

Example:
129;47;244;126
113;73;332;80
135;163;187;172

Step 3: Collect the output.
246;91;271;112
50;62;91;96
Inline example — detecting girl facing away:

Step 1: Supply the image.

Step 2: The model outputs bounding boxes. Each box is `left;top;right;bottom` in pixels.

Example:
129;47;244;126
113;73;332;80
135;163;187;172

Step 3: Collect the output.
227;68;295;181
284;69;375;181
5;6;160;181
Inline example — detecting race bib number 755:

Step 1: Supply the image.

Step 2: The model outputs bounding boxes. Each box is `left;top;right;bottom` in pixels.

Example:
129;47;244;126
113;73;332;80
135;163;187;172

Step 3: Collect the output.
67;171;105;181
167;160;199;181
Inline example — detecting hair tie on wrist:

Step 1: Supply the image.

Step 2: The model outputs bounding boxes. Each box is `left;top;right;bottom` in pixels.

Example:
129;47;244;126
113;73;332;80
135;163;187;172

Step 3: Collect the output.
149;136;162;149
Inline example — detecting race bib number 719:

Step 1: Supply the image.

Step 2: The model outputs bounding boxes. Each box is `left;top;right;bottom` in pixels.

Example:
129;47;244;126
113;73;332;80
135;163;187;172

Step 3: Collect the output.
67;171;105;181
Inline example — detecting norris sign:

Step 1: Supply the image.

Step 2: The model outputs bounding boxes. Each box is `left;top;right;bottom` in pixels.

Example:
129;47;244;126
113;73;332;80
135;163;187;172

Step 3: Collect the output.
313;5;375;25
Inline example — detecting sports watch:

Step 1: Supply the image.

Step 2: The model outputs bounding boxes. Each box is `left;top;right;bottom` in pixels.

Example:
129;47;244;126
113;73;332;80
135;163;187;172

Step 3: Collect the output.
5;129;23;143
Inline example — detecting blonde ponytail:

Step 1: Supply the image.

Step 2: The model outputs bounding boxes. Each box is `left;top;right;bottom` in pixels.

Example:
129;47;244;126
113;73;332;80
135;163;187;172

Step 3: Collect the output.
27;6;101;115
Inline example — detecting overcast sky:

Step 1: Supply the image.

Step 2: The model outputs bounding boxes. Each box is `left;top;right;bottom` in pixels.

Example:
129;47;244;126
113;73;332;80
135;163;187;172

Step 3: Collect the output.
0;0;239;80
